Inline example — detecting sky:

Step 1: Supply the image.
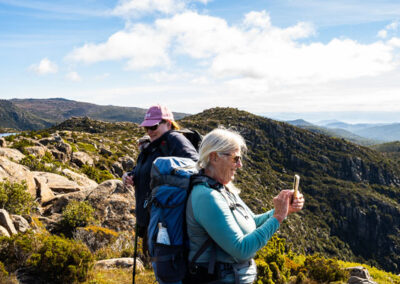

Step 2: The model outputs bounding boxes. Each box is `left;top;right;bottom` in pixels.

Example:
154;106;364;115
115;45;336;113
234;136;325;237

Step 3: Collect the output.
1;0;400;123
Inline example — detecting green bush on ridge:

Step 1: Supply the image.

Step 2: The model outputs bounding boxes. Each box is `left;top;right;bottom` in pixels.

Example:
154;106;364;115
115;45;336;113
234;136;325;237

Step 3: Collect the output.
0;180;36;215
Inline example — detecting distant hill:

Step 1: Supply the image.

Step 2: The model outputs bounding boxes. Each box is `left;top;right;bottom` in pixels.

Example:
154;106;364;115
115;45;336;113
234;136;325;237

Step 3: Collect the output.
286;120;380;146
314;120;400;142
0;100;53;131
0;98;190;131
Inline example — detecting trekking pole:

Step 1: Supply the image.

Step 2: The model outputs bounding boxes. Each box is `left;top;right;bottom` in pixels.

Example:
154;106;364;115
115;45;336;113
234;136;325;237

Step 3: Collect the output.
132;223;139;284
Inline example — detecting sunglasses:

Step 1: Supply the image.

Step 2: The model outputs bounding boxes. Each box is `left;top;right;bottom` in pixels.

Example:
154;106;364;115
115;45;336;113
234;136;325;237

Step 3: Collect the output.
220;153;242;163
144;120;165;131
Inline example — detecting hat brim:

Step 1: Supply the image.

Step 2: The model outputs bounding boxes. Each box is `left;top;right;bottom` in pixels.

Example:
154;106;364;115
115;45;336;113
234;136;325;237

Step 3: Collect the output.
140;119;162;127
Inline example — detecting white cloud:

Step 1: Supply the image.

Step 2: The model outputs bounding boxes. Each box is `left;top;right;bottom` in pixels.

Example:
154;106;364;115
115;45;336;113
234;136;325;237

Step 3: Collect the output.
66;71;81;81
112;0;185;17
67;10;400;88
67;24;171;69
29;58;58;75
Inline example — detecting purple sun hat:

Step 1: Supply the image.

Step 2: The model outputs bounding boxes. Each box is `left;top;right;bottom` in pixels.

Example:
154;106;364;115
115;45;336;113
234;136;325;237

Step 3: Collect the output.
140;105;174;127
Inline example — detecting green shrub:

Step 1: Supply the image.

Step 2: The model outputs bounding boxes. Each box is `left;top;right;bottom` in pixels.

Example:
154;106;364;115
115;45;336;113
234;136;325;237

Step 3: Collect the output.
0;261;8;282
81;165;114;184
0;231;43;272
77;142;97;153
61;201;95;234
0;180;36;215
28;234;94;283
302;254;349;283
10;138;35;154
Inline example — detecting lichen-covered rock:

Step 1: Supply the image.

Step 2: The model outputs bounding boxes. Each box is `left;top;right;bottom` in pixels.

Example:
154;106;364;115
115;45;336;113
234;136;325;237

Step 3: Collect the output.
25;146;47;158
61;169;98;190
0;156;36;197
33;175;56;204
0;225;10;237
346;267;377;284
0;147;25;162
32;171;82;194
11;215;30;233
86;180;136;231
71;151;94;167
0;209;17;235
94;258;144;271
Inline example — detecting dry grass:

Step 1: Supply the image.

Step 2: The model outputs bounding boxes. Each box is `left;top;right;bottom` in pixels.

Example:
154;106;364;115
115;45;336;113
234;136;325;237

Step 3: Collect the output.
83;268;156;284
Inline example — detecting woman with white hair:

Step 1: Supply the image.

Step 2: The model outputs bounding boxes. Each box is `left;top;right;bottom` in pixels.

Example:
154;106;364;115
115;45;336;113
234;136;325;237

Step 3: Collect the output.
186;128;305;283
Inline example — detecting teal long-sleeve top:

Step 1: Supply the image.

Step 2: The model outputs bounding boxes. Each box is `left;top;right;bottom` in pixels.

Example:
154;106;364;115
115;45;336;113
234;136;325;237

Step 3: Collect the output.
186;183;280;264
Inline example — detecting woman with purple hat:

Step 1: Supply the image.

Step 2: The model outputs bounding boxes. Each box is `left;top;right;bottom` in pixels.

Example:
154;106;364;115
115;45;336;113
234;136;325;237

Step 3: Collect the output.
123;105;198;282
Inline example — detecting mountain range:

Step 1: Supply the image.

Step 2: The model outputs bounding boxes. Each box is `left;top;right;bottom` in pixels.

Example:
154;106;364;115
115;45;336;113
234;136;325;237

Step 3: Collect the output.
0;98;188;131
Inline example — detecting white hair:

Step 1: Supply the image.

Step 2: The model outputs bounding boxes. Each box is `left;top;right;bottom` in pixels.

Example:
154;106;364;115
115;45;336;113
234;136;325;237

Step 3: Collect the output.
197;127;247;170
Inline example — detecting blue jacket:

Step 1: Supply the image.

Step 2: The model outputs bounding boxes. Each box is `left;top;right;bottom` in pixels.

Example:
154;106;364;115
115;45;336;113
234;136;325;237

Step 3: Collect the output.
133;130;198;227
186;182;280;264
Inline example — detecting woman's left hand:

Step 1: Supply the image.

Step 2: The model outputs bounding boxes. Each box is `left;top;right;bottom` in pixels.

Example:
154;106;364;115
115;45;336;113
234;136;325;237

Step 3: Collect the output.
288;191;304;214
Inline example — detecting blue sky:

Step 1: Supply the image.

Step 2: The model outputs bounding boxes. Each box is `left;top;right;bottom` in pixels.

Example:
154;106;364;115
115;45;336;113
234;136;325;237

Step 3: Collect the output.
1;0;400;123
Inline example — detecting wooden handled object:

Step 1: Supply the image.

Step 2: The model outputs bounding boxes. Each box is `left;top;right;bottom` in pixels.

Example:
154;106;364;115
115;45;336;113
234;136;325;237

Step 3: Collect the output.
293;174;300;198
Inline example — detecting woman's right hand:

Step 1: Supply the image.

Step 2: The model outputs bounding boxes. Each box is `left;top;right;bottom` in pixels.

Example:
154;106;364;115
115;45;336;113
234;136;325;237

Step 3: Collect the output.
272;190;292;223
122;172;134;187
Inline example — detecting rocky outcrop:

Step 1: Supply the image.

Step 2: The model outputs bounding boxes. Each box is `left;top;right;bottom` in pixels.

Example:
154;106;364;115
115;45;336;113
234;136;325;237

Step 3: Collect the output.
0;156;36;197
61;169;98;190
0;138;6;147
0;225;10;237
346;267;377;284
94;258;144;271
0;209;18;235
11;215;30;233
34;175;56;203
25;145;47;158
0;147;25;161
86;180;136;232
32;171;82;194
71;151;94;167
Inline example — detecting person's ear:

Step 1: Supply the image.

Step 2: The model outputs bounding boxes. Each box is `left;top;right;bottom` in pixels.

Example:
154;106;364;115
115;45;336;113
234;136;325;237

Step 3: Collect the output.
210;152;218;163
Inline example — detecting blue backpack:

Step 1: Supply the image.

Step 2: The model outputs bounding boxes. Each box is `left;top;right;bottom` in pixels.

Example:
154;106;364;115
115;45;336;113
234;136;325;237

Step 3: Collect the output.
147;157;215;283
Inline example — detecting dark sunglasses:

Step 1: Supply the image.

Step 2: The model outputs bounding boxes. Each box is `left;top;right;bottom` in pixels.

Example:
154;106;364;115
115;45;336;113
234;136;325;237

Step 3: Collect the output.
144;120;165;131
220;153;242;163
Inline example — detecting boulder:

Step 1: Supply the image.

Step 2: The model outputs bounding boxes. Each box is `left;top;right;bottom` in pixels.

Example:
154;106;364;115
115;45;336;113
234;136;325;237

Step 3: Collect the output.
0;147;25;162
346;267;377;284
71;151;94;167
0;156;36;197
120;156;135;171
0;225;10;237
25;146;47;158
0;209;18;235
42;189;92;215
0;138;6;147
86;180;136;231
11;215;30;233
38;214;62;233
111;162;123;177
32;171;82;194
33;175;56;204
100;147;112;156
55;141;72;158
94;258;144;271
49;148;68;162
61;169;98;190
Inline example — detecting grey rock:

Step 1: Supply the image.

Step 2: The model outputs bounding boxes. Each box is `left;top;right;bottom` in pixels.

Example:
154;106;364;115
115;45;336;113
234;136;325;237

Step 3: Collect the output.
61;169;98;190
346;267;377;284
11;215;30;233
0;156;36;197
120;156;135;171
71;151;94;167
34;175;56;204
111;162;123;177
94;258;144;271
0;225;10;237
0;138;6;147
100;147;112;156
0;209;18;235
0;147;25;162
25;146;47;158
32;171;82;194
